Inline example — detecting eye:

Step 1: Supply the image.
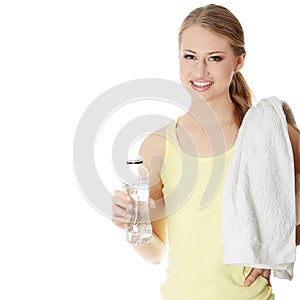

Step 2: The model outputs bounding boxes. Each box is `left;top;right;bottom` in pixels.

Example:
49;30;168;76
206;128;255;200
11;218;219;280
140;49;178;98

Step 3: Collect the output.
184;54;196;60
208;56;222;62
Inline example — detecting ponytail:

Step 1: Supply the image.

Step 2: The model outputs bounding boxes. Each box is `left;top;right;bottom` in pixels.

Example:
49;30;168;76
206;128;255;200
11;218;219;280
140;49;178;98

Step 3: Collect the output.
230;72;300;133
229;71;252;123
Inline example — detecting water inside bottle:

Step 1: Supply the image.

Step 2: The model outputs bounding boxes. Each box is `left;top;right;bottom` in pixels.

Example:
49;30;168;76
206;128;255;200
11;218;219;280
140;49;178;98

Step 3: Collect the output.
124;183;152;244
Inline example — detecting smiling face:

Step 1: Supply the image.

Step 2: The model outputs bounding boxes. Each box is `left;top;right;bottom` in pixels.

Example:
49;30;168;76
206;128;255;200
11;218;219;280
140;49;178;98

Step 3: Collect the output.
179;25;245;102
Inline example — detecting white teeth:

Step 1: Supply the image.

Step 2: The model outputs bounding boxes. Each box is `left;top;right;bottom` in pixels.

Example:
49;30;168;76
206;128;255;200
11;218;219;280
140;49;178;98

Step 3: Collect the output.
192;81;213;87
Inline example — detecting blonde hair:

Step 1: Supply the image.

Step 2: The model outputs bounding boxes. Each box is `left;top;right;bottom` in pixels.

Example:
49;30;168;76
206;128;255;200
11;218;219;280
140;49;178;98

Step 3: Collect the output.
178;4;252;123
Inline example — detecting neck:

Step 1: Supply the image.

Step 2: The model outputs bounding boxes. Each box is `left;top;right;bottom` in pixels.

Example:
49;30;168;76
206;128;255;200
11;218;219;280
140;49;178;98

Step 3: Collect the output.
187;94;237;129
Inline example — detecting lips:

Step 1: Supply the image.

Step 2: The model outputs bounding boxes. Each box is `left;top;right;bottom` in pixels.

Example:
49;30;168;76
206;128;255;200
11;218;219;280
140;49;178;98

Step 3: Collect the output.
190;80;214;91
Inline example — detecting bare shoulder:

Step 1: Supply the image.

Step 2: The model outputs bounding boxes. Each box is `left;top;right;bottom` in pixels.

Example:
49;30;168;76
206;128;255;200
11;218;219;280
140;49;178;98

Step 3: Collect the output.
287;123;300;174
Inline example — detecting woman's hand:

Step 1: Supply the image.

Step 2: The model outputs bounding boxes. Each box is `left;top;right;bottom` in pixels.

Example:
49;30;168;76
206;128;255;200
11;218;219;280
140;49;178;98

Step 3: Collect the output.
244;268;271;287
111;190;133;230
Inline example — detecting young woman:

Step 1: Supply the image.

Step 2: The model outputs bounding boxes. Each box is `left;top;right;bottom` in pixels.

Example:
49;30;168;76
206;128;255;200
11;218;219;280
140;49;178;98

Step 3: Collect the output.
112;4;300;299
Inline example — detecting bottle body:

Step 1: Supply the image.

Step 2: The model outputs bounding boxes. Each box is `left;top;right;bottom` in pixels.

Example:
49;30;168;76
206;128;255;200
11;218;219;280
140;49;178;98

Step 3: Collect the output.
123;157;152;244
124;182;152;244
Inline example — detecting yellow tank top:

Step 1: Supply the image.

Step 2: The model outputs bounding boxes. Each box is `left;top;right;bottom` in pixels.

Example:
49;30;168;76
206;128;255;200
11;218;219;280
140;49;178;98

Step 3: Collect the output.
160;120;274;300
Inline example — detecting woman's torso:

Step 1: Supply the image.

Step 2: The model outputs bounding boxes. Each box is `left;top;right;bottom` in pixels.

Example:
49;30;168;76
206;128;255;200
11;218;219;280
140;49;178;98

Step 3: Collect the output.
160;119;274;300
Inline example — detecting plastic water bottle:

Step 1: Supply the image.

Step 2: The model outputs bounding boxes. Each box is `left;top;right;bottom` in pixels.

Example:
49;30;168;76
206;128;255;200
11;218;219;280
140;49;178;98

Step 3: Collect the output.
123;156;152;244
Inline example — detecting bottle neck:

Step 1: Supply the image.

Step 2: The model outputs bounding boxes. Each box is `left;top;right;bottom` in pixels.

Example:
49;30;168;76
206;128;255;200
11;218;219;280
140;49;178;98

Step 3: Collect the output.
127;162;149;184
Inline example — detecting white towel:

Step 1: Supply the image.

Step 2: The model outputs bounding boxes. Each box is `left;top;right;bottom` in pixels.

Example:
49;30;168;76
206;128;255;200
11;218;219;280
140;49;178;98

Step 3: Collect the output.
221;96;296;280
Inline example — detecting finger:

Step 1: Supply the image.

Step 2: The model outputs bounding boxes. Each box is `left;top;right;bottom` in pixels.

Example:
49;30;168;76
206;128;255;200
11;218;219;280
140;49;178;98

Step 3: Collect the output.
244;268;263;287
149;198;156;208
262;269;271;286
112;203;132;220
114;190;131;202
112;196;133;211
262;269;270;279
112;216;127;229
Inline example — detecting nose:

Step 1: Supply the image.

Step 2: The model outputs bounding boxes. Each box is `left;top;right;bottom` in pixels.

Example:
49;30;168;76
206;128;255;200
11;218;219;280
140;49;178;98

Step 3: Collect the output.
193;60;209;78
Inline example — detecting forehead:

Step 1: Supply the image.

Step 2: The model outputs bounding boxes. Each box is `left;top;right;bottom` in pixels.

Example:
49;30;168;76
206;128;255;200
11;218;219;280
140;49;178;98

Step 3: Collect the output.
180;25;231;52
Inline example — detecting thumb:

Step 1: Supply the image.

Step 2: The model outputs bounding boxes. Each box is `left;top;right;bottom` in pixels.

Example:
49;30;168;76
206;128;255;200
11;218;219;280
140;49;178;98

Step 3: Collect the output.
149;198;156;208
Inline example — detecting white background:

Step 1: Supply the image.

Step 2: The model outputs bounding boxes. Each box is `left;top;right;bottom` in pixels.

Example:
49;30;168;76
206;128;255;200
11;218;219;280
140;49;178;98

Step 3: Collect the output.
1;0;299;299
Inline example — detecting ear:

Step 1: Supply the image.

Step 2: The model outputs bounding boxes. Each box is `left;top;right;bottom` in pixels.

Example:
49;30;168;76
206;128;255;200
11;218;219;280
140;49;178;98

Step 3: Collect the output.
234;54;246;72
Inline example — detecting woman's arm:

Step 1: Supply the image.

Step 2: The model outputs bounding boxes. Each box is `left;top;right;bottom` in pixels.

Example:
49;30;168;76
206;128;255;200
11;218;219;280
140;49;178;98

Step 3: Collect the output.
287;124;300;246
112;128;167;264
296;223;300;247
132;129;167;263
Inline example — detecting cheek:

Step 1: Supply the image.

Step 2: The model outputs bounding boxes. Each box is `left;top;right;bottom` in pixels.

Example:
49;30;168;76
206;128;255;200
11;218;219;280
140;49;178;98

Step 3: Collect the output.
179;61;186;72
214;64;235;82
179;61;188;80
179;61;192;77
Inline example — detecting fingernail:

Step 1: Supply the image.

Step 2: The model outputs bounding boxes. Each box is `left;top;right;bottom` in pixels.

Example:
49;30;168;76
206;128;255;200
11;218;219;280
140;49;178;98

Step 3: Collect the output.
244;280;250;287
150;199;156;208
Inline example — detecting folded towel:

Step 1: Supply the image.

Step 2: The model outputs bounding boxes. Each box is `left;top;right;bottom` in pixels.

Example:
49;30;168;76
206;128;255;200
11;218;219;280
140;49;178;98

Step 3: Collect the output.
221;96;296;280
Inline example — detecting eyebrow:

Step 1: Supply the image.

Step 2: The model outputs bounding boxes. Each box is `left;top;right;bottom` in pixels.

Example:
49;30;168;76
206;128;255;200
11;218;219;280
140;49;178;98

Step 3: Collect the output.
182;49;226;55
